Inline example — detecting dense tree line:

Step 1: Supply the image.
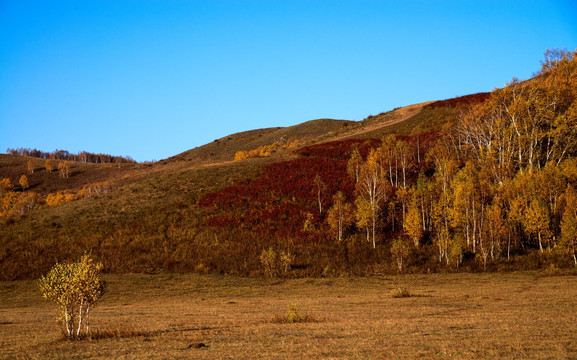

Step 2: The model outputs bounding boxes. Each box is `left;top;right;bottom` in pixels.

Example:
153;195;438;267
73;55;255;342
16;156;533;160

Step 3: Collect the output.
329;49;577;269
200;49;577;274
6;148;136;164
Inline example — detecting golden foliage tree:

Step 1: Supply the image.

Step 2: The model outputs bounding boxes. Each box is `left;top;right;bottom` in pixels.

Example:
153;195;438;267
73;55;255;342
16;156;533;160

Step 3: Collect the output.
19;175;29;191
455;49;577;176
451;162;484;253
38;254;106;339
355;196;371;243
356;149;388;248
0;178;14;197
391;237;411;272
313;174;326;214
58;160;70;178
259;248;293;278
524;200;552;253
45;159;55;172
404;198;423;247
560;185;577;265
347;148;362;183
484;204;507;261
327;191;353;242
27;159;35;174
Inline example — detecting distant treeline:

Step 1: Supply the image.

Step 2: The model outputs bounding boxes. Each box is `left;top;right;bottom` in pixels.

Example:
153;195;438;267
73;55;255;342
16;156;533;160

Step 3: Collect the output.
6;148;136;164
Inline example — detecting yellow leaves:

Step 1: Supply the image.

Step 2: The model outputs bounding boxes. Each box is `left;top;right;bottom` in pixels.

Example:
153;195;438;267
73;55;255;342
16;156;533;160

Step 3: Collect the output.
0;177;111;217
46;191;77;207
234;150;250;161
45;159;55;172
404;201;423;247
19;175;28;191
347;148;362;182
45;182;111;208
234;138;302;161
0;178;14;196
391;237;411;271
259;248;293;277
303;212;315;232
0;187;40;217
354;196;371;232
27;160;35;174
326;191;353;241
524;201;552;240
38;254;106;339
58;161;70;178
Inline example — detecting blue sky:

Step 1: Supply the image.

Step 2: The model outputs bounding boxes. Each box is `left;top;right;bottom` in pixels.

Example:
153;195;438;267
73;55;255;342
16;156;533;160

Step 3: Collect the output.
1;1;576;162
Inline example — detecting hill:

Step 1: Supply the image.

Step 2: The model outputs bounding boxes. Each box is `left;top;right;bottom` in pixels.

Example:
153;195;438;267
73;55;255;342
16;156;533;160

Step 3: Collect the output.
165;98;472;166
0;90;490;280
2;50;576;280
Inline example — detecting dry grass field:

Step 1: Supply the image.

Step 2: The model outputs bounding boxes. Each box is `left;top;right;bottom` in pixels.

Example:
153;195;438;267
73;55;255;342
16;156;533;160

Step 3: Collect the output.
1;272;576;359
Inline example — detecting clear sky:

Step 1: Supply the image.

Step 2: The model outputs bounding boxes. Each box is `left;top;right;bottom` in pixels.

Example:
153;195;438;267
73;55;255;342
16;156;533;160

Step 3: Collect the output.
1;1;576;162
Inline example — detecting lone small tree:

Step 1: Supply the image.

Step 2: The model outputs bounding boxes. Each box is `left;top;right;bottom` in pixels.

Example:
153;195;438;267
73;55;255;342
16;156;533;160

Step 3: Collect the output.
313;174;326;214
39;254;106;339
58;160;70;178
391;237;411;272
45;159;55;173
27;159;35;173
19;175;29;191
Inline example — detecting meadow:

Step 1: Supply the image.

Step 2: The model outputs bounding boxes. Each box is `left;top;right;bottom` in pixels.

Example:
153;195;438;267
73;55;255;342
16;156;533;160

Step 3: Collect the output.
1;271;576;359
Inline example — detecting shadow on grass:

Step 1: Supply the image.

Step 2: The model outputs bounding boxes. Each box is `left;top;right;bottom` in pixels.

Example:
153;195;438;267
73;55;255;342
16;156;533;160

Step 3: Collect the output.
61;324;215;341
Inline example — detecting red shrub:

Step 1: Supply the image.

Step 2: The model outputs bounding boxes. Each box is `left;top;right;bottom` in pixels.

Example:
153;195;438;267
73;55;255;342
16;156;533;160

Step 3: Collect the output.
425;92;490;109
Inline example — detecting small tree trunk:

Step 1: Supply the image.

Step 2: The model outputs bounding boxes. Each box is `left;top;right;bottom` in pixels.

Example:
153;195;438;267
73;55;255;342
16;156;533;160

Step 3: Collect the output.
85;305;91;335
538;232;543;253
372;216;376;249
76;300;84;338
64;308;71;338
338;215;343;242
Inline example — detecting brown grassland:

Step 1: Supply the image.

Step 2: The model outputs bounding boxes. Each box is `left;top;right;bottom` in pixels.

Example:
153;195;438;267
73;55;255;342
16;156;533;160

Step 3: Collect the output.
1;271;576;359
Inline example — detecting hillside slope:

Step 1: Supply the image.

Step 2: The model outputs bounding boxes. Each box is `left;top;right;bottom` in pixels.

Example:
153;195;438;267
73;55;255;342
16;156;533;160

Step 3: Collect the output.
171;118;354;164
0;92;490;279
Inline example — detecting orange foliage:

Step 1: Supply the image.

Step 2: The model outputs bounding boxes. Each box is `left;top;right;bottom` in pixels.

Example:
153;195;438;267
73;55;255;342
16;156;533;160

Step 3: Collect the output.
0;178;14;194
19;175;29;190
234;138;302;161
46;191;77;207
43;182;112;208
0;191;41;217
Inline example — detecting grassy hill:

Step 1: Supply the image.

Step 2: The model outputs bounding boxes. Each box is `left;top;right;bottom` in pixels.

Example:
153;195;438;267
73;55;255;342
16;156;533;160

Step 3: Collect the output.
0;91;502;280
170;118;354;164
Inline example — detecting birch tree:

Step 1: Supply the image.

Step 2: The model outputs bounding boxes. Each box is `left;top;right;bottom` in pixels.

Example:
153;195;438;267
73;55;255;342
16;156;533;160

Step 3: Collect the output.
560;185;577;265
347;148;363;183
313;174;326;214
19;175;29;191
59;161;70;179
357;149;388;248
404;198;423;247
524;200;551;252
327;191;353;242
39;254;106;339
